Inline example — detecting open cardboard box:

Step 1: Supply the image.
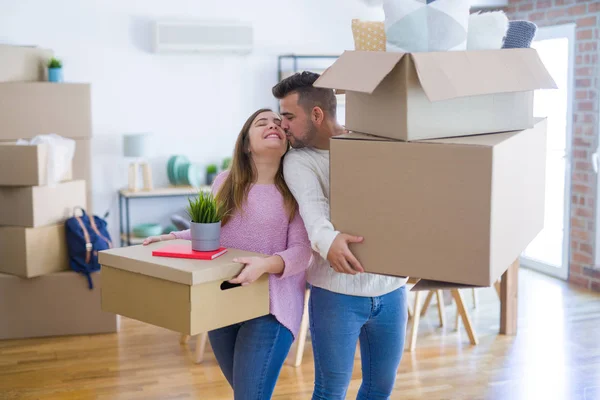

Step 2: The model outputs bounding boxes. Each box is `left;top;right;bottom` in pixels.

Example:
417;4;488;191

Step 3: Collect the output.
314;49;556;141
0;224;69;278
99;240;270;335
0;180;86;227
330;119;548;287
0;44;53;82
0;142;73;186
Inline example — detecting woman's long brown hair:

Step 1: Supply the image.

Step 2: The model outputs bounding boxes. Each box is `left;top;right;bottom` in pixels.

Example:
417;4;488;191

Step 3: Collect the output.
215;108;297;225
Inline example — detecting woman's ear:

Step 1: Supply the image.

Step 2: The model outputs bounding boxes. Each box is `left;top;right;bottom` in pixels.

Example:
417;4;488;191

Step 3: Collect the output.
312;106;324;126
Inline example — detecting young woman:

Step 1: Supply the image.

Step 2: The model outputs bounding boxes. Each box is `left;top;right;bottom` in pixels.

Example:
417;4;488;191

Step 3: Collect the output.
143;108;312;399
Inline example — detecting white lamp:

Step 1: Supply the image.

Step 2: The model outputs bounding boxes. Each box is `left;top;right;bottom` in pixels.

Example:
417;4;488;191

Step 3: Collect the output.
123;133;153;192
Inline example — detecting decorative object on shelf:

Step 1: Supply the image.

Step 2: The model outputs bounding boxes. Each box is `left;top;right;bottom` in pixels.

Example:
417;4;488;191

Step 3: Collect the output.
132;223;162;238
221;157;232;171
166;155;203;187
47;57;63;82
186;190;224;251
123;132;154;192
206;164;218;185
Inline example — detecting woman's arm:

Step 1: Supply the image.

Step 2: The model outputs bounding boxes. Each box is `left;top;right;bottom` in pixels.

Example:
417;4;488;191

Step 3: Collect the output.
272;210;313;280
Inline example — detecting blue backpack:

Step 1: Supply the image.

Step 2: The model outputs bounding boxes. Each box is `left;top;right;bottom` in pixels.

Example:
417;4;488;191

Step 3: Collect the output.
65;207;113;289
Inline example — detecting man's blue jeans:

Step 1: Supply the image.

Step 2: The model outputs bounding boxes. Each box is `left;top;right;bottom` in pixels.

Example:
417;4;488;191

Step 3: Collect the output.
309;285;408;400
208;314;293;400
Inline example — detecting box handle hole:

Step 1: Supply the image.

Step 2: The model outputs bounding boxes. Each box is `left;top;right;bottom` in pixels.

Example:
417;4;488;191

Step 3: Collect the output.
220;281;242;291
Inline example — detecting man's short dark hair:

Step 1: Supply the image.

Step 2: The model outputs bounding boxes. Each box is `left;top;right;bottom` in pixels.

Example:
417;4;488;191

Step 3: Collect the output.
272;71;337;118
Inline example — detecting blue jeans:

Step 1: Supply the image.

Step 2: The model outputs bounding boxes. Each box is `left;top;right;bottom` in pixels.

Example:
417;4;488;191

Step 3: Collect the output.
309;285;408;400
208;314;293;400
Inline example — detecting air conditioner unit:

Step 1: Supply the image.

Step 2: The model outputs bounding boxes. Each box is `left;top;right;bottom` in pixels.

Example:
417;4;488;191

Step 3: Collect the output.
152;20;253;54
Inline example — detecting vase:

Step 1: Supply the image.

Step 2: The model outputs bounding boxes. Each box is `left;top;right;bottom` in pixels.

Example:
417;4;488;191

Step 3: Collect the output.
48;67;63;83
190;221;221;251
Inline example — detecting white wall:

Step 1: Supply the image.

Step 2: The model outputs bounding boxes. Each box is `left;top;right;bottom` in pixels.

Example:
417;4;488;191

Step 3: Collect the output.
0;0;383;243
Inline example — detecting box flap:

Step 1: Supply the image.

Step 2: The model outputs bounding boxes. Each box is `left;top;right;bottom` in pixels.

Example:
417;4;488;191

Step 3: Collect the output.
332;131;390;142
411;49;557;102
314;51;406;94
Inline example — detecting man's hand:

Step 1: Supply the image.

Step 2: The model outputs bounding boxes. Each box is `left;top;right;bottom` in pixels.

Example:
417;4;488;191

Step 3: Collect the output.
230;256;283;286
326;233;364;275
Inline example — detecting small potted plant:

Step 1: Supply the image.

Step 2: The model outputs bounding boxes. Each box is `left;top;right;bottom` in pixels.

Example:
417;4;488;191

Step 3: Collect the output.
186;191;224;251
206;164;218;185
47;57;63;83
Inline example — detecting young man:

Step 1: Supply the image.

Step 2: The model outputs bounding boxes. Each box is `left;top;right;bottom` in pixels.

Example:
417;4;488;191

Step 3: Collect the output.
273;71;408;400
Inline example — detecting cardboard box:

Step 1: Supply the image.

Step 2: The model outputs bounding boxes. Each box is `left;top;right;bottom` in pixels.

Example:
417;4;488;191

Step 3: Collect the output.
314;49;556;141
0;44;53;82
0;180;86;227
329;119;547;287
0;224;69;278
99;240;270;335
0;138;93;210
0;271;119;340
0;142;73;186
0;82;92;140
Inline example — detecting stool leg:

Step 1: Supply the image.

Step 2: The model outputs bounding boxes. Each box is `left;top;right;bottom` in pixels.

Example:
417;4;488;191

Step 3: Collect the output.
435;290;446;327
407;291;423;352
472;289;478;309
286;288;310;367
180;334;190;345
195;332;209;364
420;291;435;317
451;289;479;345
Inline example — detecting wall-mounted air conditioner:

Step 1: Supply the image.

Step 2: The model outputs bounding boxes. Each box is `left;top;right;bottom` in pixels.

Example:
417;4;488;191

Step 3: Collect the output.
152;19;253;54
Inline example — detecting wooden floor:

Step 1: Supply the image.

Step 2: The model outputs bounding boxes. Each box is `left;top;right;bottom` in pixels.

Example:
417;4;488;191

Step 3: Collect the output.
1;268;599;400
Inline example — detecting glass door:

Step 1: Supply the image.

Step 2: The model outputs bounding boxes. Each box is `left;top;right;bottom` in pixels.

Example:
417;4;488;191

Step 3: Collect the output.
520;24;575;280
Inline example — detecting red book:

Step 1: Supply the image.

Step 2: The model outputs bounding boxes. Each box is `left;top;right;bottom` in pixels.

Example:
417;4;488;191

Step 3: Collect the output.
152;243;228;260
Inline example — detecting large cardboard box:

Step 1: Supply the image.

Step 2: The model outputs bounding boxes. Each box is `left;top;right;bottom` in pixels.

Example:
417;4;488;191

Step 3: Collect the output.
0;224;69;278
0;142;72;186
329;119;547;287
314;49;556;141
0;271;119;340
0;44;53;82
99;240;270;335
0;180;86;227
0;82;92;140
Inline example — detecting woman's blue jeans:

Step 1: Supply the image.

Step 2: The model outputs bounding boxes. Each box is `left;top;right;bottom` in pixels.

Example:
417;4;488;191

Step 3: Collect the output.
208;314;293;400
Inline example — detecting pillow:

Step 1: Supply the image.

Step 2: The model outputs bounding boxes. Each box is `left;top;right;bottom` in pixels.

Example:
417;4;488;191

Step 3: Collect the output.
351;19;386;51
467;11;509;51
502;20;537;49
382;0;471;53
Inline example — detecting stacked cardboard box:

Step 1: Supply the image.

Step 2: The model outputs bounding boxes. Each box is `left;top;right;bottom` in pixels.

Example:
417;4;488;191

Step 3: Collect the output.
0;44;118;340
314;48;557;288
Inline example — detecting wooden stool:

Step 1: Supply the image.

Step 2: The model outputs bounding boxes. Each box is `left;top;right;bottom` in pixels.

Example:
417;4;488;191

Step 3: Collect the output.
180;332;209;364
285;287;311;367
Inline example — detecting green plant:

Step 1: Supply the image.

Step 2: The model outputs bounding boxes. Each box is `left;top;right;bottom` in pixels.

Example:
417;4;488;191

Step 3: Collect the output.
186;191;224;224
221;157;232;170
47;57;62;69
206;164;218;174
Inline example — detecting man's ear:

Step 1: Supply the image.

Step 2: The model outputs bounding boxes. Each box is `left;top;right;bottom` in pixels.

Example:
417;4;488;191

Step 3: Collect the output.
311;106;325;126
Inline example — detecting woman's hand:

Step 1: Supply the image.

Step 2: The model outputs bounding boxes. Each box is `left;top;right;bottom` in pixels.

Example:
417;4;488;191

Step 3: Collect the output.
142;233;176;246
229;256;284;286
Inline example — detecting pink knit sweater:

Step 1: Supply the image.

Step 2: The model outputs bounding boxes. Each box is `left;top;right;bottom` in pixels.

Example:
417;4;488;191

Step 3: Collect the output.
172;172;312;338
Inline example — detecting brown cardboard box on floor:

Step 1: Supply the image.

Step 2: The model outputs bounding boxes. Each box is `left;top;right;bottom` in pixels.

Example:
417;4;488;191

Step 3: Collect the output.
0;180;86;227
0;224;69;278
0;271;119;340
99;240;270;335
0;142;73;186
314;49;556;141
0;82;92;140
0;44;53;82
329;119;548;287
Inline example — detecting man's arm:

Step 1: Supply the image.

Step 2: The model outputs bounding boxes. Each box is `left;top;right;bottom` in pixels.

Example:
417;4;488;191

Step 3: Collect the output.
283;152;364;274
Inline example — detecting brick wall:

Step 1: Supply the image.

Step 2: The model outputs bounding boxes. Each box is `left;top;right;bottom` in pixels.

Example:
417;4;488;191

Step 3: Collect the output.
504;0;600;292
